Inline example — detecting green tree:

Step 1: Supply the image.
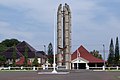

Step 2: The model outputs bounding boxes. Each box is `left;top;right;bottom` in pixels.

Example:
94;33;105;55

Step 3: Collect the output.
12;44;17;67
0;44;7;52
1;39;20;47
115;37;119;66
90;50;103;59
0;39;20;53
108;38;115;66
47;43;53;65
32;56;39;67
118;55;120;65
0;55;6;66
23;46;28;67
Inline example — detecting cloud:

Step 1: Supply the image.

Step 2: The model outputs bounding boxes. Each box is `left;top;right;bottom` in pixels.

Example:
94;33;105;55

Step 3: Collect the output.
0;0;120;59
0;21;34;40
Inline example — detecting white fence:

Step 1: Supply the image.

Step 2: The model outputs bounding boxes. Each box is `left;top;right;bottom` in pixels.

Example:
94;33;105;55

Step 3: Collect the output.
0;66;59;71
0;66;47;71
89;66;120;71
0;66;120;71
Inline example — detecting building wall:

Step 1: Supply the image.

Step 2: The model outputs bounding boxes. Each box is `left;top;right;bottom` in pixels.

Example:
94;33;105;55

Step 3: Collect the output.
38;58;41;64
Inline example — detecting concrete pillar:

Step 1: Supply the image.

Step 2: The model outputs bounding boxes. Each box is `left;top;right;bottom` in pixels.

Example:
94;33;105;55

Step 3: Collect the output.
57;4;63;66
57;3;71;69
63;4;71;70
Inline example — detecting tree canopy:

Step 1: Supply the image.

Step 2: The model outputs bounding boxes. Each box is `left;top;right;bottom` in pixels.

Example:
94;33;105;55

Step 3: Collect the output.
0;39;20;52
0;55;6;66
23;46;28;67
32;56;39;67
108;38;115;66
115;37;120;65
48;43;53;55
12;44;17;67
47;43;53;65
90;50;102;59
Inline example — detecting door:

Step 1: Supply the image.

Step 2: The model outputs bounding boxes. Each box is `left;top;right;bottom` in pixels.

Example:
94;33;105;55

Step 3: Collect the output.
79;63;86;69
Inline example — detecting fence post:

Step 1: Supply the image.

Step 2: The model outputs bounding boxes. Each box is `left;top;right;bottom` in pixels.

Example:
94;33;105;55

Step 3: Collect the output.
21;66;23;70
42;65;45;70
8;66;11;70
117;66;118;70
33;66;35;71
102;66;105;71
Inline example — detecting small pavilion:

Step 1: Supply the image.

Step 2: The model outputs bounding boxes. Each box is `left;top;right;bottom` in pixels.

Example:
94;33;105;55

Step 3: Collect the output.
71;45;104;69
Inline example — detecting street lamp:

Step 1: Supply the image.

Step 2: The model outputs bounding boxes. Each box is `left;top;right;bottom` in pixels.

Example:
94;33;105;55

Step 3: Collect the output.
103;44;106;67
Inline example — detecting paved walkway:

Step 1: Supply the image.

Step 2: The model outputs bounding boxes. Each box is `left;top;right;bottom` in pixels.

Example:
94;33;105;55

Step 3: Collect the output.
0;70;120;80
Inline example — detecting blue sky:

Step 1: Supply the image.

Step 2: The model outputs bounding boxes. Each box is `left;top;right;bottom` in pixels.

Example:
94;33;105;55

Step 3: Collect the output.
0;0;120;59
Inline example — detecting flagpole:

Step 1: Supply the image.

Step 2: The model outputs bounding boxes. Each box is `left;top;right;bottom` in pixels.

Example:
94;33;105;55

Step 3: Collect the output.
52;9;57;73
77;49;79;69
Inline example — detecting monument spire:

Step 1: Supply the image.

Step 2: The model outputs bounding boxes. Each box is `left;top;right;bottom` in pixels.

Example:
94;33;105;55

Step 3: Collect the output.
57;3;71;69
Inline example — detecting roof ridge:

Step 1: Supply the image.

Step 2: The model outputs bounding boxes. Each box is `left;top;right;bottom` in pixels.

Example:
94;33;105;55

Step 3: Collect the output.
79;45;104;60
24;41;37;52
15;47;23;57
16;41;36;52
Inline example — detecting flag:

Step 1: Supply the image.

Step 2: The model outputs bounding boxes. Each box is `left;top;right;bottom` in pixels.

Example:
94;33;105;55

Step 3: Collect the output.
77;49;80;58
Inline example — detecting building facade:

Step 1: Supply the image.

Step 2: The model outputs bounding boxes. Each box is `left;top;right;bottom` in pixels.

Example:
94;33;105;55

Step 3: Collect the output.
1;41;47;66
71;45;104;69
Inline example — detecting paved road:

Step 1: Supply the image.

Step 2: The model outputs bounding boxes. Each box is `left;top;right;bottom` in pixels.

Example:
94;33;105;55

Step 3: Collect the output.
0;70;120;80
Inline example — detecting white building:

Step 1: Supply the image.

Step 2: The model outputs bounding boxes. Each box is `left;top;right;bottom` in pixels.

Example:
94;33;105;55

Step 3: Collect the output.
71;45;104;69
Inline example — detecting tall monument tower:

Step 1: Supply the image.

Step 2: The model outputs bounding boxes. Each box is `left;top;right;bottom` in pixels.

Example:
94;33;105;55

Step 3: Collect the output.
57;3;71;69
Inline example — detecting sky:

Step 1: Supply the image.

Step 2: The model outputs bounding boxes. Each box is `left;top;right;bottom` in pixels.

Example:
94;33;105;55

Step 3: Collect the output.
0;0;120;59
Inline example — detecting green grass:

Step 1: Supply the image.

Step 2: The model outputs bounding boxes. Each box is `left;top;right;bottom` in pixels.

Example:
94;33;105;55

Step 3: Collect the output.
106;70;120;72
0;70;37;72
117;76;120;79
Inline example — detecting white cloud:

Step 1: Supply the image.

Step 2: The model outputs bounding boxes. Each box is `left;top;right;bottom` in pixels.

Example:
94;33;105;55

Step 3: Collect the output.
0;0;120;58
0;21;34;40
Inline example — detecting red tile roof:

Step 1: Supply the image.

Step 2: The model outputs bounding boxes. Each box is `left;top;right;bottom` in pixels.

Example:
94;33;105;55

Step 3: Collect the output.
71;45;104;63
16;57;31;65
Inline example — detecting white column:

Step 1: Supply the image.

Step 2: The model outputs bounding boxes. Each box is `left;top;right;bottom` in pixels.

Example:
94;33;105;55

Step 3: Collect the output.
72;63;74;70
86;63;89;70
77;63;79;69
